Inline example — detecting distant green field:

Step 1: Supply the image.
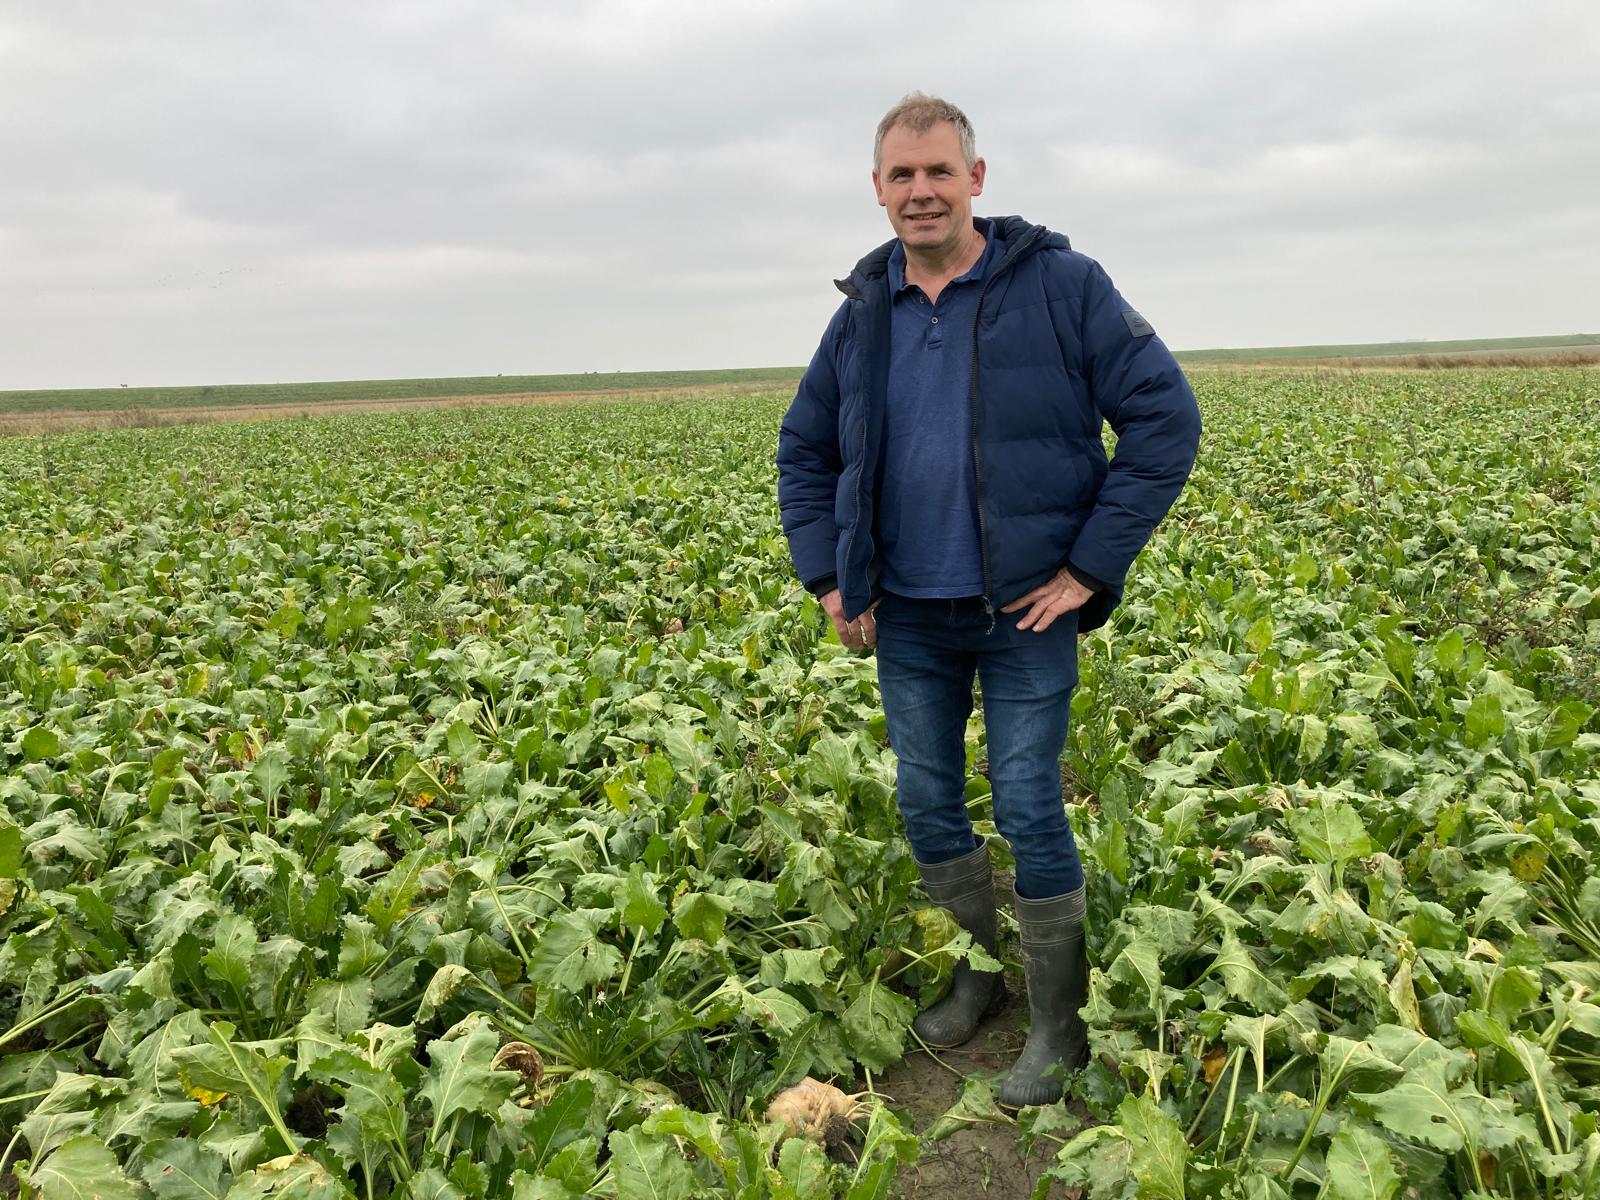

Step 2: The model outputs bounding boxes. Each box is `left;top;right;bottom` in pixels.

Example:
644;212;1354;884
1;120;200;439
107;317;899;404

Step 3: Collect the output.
0;366;807;415
4;334;1595;418
1175;332;1600;363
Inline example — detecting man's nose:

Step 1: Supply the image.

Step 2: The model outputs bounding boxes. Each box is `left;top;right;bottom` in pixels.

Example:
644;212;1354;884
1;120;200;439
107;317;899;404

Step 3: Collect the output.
910;171;935;198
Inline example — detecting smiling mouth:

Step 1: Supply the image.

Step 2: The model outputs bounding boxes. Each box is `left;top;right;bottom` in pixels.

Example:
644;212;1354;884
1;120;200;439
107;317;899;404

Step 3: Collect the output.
905;212;943;225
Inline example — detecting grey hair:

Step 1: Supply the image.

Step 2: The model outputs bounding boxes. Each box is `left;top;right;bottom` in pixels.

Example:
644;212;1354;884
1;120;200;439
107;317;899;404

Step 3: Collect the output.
873;93;977;173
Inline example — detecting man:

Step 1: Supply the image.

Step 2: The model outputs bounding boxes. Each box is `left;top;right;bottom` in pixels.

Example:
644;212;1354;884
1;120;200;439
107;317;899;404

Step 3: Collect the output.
775;94;1200;1107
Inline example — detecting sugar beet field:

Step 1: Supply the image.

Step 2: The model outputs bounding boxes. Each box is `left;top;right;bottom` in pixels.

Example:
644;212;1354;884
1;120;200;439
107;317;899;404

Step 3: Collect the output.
2;368;1599;1199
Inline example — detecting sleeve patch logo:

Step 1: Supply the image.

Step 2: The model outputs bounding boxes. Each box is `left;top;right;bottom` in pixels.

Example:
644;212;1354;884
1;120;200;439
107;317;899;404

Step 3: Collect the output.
1122;310;1155;338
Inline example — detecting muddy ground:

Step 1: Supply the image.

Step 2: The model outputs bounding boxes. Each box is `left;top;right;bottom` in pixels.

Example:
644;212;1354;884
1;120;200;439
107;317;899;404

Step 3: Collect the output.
874;872;1096;1200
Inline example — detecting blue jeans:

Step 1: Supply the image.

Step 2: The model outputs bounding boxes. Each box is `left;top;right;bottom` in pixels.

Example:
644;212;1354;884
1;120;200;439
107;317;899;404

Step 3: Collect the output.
874;592;1084;900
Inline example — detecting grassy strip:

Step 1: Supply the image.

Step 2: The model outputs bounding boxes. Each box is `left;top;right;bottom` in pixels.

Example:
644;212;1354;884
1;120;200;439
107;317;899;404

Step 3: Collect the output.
0;387;804;438
0;366;807;415
1175;331;1600;363
7;332;1596;417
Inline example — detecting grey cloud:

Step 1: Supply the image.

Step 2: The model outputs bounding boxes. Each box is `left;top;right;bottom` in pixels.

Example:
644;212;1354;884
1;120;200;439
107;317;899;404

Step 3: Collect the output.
1;0;1596;388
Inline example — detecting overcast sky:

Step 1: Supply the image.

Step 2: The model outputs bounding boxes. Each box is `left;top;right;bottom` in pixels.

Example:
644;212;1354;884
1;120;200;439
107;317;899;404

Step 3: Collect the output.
3;1;1597;389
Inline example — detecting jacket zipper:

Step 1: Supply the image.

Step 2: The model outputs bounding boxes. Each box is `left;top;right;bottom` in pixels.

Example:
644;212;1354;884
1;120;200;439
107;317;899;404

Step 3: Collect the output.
837;303;869;618
968;226;1043;625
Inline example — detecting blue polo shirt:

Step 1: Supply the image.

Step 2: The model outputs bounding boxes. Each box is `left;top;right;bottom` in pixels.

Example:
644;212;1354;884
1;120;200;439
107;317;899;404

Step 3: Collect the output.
878;222;1003;598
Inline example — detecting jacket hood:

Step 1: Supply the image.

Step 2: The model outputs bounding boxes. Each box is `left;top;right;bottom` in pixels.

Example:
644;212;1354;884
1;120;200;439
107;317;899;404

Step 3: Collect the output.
834;214;1070;298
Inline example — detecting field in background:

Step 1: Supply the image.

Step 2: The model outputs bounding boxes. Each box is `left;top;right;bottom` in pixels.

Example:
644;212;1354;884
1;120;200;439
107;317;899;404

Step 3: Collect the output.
3;335;1596;436
1178;332;1600;364
0;366;808;416
3;368;1598;1198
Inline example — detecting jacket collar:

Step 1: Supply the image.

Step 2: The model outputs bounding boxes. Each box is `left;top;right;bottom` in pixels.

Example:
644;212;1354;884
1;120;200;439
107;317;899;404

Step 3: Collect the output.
834;215;1068;299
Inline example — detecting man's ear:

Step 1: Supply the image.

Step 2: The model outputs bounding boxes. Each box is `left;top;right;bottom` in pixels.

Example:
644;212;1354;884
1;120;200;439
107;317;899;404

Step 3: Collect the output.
872;170;886;206
970;157;987;197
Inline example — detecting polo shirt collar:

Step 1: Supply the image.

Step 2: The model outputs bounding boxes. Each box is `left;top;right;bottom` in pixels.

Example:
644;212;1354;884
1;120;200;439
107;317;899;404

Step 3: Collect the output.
887;217;998;296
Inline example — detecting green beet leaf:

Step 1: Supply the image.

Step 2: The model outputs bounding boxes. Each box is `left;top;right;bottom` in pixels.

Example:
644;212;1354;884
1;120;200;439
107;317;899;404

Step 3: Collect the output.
201;913;259;995
1286;798;1375;871
1463;692;1505;747
135;1136;232;1200
18;1072;116;1163
94;1092;201;1149
508;1172;580;1200
400;1166;464;1200
1108;933;1164;1009
1209;930;1289;1012
307;978;376;1035
1318;1126;1395;1200
719;979;811;1035
365;848;443;934
171;1021;299;1154
418;1016;519;1145
22;725;61;762
538;1136;599;1194
673;890;735;945
1348;1058;1538;1155
620;864;668;934
1117;1093;1188;1200
606;1128;697;1200
0;823;25;877
527;909;623;992
773;1137;830;1200
32;1134;141;1200
321;1059;410;1187
842;978;916;1071
523;1078;596;1170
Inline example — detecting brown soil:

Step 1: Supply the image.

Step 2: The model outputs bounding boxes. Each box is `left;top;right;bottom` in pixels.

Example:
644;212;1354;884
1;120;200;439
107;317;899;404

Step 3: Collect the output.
0;382;763;438
879;994;1092;1199
877;872;1095;1200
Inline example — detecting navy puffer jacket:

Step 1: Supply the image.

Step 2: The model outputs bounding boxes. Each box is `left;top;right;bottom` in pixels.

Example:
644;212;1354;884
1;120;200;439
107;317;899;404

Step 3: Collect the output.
776;215;1201;633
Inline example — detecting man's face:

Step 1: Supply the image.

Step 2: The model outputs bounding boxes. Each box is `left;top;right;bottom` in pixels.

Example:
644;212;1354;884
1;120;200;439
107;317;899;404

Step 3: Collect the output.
872;121;986;257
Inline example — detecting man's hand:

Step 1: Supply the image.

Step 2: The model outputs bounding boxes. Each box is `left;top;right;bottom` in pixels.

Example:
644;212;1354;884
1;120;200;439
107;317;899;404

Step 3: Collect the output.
1000;568;1092;633
819;589;880;651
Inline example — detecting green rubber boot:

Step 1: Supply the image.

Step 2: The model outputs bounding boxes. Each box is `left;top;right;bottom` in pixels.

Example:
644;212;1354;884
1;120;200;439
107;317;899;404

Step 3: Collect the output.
911;843;1007;1049
998;883;1090;1109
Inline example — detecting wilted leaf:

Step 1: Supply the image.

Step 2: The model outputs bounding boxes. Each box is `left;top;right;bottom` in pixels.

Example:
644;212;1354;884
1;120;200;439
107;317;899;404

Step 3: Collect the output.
926;1076;1008;1141
842;979;916;1071
224;1153;355;1200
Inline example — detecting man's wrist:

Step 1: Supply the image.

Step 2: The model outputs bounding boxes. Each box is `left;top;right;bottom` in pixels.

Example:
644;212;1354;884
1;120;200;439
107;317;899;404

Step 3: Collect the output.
1064;562;1106;593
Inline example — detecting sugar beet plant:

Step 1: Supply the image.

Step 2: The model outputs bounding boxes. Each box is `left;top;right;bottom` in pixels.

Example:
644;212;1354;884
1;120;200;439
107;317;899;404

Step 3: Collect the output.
1;369;1598;1199
0;401;938;1199
1034;370;1600;1198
